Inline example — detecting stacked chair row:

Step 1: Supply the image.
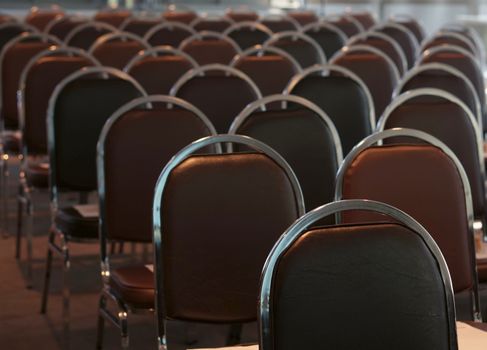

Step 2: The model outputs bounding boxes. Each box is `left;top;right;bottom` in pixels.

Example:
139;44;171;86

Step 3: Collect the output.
2;5;487;350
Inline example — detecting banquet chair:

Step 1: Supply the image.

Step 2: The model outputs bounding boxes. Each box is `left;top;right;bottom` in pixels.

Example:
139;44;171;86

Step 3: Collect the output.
224;8;259;23
171;64;261;132
441;23;486;62
347;11;376;29
143;21;196;48
119;17;160;37
259;199;458;350
259;15;300;33
300;21;347;59
325;14;364;38
95;95;217;349
44;15;88;40
372;22;419;68
94;9;132;28
190;15;235;32
178;31;241;65
64;20;118;50
284;64;375;154
162;8;198;25
421;32;480;60
39;67;146;348
335;128;481;321
287;10;319;26
25;6;64;31
389;14;425;44
223;21;273;50
152;134;305;349
0;22;38;51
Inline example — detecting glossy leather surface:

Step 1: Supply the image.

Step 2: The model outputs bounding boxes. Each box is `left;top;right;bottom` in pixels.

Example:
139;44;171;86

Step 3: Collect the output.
109;265;154;309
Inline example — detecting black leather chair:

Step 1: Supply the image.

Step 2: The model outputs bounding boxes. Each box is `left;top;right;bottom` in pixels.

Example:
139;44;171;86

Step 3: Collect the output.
300;21;347;59
143;21;196;48
372;22;419;68
223;21;273;50
178;31;241;65
64;20;118;50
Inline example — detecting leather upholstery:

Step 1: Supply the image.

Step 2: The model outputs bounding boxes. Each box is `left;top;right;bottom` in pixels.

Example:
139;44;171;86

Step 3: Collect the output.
327;17;361;37
477;259;487;282
394;19;424;43
234;55;298;97
55;206;98;240
162;12;198;25
340;145;475;297
304;27;346;59
109;265;154;309
2;42;53;129
235;108;339;213
269;37;322;68
123;19;159;37
103;108;215;243
192;19;232;32
129;56;194;95
291;75;372;154
93;11;131;27
376;26;417;68
260;19;296;33
25;12;62;31
349;12;376;29
180;39;239;65
52;78;142;191
24;56;94;155
91;40;147;69
270;223;453;350
48;18;88;40
0;26;27;51
176;75;259;133
423;37;477;56
287;12;318;26
225;12;259;22
352;37;405;74
161;152;300;322
147;26;194;47
333;52;398;117
67;27;114;50
227;28;270;50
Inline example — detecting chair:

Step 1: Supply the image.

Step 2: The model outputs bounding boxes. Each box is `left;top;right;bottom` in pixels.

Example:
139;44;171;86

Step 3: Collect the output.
88;32;150;69
259;199;458;350
259;15;300;33
225;8;259;22
229;94;342;213
143;21;196;48
39;67;146;347
25;6;64;31
441;23;486;63
389;14;425;44
300;21;347;60
190;15;235;32
162;8;198;25
263;31;326;68
331;44;400;117
347;31;408;76
125;46;198;95
152;134;305;349
119;17;160;37
16;47;100;285
371;22;419;69
223;21;273;50
325;14;364;38
335;128;481;321
94;9;132;28
284;64;375;154
287;10;319;26
421;32;480;60
171;64;261;133
346;11;376;29
230;45;301;97
44;15;88;40
64;21;118;50
95;95;217;349
0;21;38;56
179;31;241;65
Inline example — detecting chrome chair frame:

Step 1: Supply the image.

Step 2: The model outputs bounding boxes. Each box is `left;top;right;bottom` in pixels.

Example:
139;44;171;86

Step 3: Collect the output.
370;21;420;59
0;21;39;36
43;15;88;37
421;31;480;60
223;21;273;38
178;30;242;57
143;21;197;45
258;15;301;31
152;133;305;349
229;44;302;73
189;14;235;30
95;95;216;349
259;199;458;350
334;127;482;322
324;14;365;36
124;45;199;74
388;14;426;45
300;20;348;46
64;20;119;47
441;23;486;64
88;31;151;55
39;66;147;348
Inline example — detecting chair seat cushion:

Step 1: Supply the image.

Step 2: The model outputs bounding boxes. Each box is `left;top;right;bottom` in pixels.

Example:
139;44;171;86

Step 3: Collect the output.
25;162;49;188
55;206;98;240
2;131;20;153
109;265;154;309
477;258;487;282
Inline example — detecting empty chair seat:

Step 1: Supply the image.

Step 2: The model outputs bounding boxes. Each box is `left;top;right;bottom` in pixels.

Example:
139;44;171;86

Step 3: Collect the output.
143;21;196;48
64;21;118;50
259;15;300;33
301;21;347;59
223;22;273;50
372;22;419;68
179;31;241;65
190;16;235;32
94;9;132;27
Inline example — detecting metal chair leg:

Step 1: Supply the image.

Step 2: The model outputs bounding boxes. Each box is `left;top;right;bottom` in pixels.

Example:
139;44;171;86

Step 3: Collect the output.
119;303;129;349
96;295;106;350
1;155;9;237
25;198;34;288
15;192;23;259
40;230;55;314
61;235;71;350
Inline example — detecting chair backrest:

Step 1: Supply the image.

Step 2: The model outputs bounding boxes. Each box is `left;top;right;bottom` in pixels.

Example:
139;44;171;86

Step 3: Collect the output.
331;44;399;117
335;128;480;321
152;134;305;347
285;64;374;154
441;24;485;62
372;22;419;68
93;9;132;28
0;32;62;129
301;21;347;60
389;14;425;44
47;67;146;197
422;32;480;60
259;15;300;33
119;17;160;37
263;31;326;68
171;64;261;132
44;15;88;40
64;21;118;50
162;9;198;25
325;15;363;38
0;22;38;52
347;31;407;75
19;47;100;156
346;11;376;29
98;95;217;247
229;94;342;212
190;16;234;32
25;7;64;31
143;21;196;47
287;10;319;26
225;8;259;22
178;31;241;65
88;32;150;69
259;199;458;350
125;46;198;95
395;62;482;130
230;45;301;97
223;21;273;50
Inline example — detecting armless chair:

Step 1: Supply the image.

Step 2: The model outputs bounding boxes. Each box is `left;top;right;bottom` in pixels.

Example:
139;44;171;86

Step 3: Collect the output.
421;32;480;60
335;128;482;321
152;134;305;349
223;22;273;50
162;9;198;25
25;6;64;31
190;15;234;32
178;31;241;65
346;11;376;29
300;21;347;60
259;199;458;350
325;14;363;38
119;17;160;37
441;23;486;63
96;95;217;349
0;22;38;52
225;8;259;23
44;15;88;41
389;14;425;45
64;21;118;50
143;22;196;48
39;67;146;348
287;10;319;26
94;9;132;28
259;15;300;33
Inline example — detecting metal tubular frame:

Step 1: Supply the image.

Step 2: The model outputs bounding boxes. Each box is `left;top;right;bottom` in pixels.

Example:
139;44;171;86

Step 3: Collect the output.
178;30;242;56
300;21;348;46
229;44;302;73
88;31;151;56
223;21;274;38
258;15;301;31
421;31;480;60
143;21;197;44
124;45;199;73
64;20;119;46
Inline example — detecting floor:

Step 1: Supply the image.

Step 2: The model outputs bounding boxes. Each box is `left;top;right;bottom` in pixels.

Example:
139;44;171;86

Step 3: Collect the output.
0;158;257;350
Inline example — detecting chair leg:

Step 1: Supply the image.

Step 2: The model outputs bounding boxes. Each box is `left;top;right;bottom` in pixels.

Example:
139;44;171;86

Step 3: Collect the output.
40;230;55;314
118;303;129;349
61;235;71;350
1;155;9;237
96;294;106;350
15;193;23;259
226;324;243;346
25;198;34;288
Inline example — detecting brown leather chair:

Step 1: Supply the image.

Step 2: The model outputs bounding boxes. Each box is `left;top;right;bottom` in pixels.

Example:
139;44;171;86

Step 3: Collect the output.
0;22;37;52
422;32;480;59
263;31;326;68
96;95;217;349
346;11;376;30
223;22;273;50
335;128;481;321
64;21;118;50
39;67;146;347
285;64;375;154
152;134;305;348
259;199;458;350
171;64;261;133
224;9;259;23
389;15;425;44
25;7;64;31
441;24;485;60
44;16;88;40
94;9;132;28
88;32;150;69
287;10;319;26
259;15;300;33
190;16;235;32
119;17;161;37
125;46;198;95
229;94;342;214
230;45;301;97
325;14;363;38
16;47;100;285
162;9;198;25
331;45;400;117
301;21;347;60
143;21;196;48
179;31;241;65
